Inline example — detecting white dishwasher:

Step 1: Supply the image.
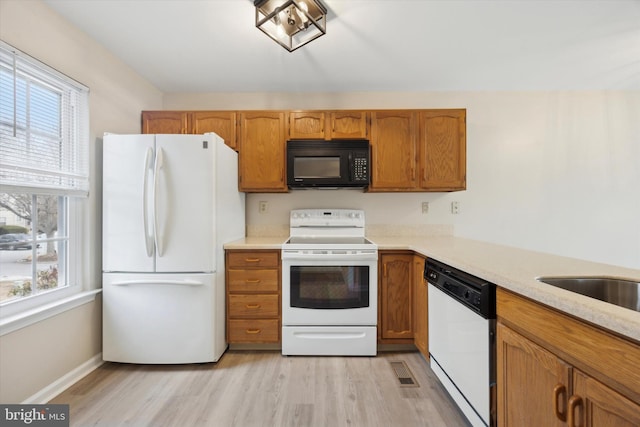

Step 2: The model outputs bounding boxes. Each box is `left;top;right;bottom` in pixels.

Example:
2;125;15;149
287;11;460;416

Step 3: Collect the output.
425;259;496;427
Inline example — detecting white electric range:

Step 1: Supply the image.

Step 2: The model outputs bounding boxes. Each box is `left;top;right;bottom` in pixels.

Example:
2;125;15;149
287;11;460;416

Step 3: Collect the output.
281;209;378;356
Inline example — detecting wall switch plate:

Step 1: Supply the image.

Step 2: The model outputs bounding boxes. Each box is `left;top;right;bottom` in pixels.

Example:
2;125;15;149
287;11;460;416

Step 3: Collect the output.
421;202;429;214
451;201;460;214
258;201;268;214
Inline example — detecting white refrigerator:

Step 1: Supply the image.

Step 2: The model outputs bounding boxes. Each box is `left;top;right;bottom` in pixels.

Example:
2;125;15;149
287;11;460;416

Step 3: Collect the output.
102;133;245;364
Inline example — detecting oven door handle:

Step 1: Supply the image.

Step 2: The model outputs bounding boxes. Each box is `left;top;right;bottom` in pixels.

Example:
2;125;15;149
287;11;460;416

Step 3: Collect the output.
282;251;377;262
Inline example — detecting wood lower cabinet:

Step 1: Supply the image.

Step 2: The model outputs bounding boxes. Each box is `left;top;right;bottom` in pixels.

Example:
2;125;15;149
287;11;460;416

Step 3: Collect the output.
226;250;281;343
238;111;287;192
378;251;413;343
497;322;571;427
141;110;237;149
497;288;640;427
412;254;428;358
288;110;369;140
571;370;640;427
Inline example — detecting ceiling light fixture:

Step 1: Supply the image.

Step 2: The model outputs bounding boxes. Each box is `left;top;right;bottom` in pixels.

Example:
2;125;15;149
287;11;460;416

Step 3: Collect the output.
254;0;327;52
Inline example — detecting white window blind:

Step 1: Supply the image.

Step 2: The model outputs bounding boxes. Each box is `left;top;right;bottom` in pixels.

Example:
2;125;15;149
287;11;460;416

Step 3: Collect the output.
0;41;89;196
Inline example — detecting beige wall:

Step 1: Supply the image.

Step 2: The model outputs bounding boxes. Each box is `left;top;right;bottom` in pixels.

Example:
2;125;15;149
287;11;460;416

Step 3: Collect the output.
0;0;162;403
165;91;640;269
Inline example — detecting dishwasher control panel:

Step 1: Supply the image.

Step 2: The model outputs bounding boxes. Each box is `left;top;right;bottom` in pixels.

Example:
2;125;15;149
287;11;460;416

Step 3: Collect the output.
425;259;496;319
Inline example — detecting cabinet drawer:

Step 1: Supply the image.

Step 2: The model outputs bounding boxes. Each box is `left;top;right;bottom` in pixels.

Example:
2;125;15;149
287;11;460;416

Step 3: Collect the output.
228;294;279;317
228;319;280;343
227;251;279;268
228;269;279;293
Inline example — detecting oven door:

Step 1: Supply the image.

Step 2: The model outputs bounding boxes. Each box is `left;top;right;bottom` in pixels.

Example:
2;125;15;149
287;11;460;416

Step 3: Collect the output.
282;252;378;326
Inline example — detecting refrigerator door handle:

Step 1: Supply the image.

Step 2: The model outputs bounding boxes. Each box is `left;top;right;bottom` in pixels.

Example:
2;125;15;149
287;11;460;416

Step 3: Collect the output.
111;279;205;287
153;147;165;258
143;147;155;258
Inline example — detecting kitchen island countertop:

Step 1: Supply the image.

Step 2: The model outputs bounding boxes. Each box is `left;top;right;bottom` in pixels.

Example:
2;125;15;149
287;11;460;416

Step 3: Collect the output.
224;235;640;343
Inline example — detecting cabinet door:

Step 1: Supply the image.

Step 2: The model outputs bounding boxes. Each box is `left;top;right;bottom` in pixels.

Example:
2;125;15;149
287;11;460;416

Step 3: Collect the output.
369;111;418;191
289;111;326;139
192;111;237;149
141;111;189;134
238;112;287;192
571;370;640;427
329;111;368;139
412;254;428;357
379;252;413;340
497;323;571;427
419;110;466;190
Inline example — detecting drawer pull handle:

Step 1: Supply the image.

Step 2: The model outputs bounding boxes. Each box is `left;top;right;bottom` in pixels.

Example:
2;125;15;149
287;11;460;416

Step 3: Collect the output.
244;258;261;263
245;279;261;284
246;329;261;334
245;304;261;309
553;383;567;421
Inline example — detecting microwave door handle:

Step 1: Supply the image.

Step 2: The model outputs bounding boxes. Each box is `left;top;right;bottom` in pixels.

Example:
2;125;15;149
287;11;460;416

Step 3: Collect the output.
348;152;353;181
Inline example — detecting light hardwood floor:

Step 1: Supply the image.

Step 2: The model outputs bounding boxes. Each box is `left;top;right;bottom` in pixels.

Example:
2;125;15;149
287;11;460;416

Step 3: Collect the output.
50;350;470;427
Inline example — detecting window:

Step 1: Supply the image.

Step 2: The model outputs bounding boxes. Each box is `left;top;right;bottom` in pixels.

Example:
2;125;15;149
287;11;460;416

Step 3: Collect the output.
0;41;89;308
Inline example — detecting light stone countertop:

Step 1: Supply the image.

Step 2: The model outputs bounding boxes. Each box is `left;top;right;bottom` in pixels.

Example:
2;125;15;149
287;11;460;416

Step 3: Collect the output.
224;235;640;343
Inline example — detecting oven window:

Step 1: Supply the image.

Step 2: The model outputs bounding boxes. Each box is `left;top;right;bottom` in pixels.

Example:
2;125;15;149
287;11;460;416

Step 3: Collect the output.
294;157;341;178
290;266;369;309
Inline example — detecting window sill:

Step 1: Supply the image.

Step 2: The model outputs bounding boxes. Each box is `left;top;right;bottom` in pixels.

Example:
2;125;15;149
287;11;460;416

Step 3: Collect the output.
0;289;101;336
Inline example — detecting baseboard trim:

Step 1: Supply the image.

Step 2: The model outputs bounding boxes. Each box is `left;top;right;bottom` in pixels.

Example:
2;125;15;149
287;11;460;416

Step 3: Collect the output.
23;353;104;404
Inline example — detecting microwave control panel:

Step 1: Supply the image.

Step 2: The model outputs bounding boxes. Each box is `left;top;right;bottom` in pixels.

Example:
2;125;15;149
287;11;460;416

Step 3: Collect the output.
352;152;369;182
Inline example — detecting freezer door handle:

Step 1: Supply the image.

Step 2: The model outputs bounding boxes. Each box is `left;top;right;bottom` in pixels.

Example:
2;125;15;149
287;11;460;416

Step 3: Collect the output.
143;147;155;258
153;147;165;258
110;279;205;287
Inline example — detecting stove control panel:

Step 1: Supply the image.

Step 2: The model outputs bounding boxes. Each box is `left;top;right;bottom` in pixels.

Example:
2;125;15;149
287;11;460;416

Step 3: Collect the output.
290;209;365;228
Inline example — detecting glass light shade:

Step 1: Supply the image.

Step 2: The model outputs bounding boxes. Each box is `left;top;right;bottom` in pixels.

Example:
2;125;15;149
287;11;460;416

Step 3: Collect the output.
255;0;327;52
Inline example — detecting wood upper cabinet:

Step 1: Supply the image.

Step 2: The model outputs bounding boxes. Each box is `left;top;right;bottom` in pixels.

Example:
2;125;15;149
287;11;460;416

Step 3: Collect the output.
142;108;465;192
142;111;188;134
369;111;419;191
191;111;237;149
369;109;466;192
379;251;413;342
497;288;640;427
141;110;237;149
418;110;466;191
238;111;287;192
288;111;369;140
412;254;428;358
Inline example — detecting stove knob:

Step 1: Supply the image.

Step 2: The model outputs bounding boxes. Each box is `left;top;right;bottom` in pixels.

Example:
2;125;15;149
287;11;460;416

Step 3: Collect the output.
349;212;355;218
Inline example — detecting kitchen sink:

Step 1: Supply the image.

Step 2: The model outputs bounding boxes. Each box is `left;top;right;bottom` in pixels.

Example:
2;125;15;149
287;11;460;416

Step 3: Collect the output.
536;276;640;312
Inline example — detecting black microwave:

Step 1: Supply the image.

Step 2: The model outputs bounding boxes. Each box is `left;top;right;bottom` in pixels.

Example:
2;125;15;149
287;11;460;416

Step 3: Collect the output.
286;139;370;188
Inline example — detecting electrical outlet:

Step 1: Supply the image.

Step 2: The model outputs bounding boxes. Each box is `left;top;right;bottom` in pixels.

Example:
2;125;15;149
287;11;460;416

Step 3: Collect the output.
421;202;429;214
451;201;460;214
258;201;268;214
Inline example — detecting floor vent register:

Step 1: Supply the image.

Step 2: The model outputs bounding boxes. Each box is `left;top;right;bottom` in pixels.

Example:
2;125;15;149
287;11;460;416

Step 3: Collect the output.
389;360;419;387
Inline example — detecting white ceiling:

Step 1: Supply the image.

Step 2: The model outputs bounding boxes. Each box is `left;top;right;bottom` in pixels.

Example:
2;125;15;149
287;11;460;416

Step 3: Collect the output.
43;0;640;93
